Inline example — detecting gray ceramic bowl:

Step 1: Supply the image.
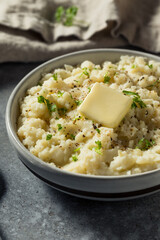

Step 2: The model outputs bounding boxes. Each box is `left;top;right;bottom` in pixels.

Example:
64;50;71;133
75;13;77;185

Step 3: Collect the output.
6;49;160;201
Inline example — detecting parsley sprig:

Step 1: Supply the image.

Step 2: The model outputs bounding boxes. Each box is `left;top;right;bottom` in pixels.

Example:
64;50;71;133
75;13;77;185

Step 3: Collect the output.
38;96;57;113
136;138;155;151
55;6;78;26
122;90;146;109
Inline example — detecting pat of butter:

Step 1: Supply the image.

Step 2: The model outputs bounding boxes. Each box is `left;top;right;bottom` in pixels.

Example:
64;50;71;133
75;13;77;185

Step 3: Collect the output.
78;83;132;128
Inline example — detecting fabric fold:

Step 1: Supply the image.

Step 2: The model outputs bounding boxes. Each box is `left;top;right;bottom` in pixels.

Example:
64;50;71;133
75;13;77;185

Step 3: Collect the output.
0;0;160;63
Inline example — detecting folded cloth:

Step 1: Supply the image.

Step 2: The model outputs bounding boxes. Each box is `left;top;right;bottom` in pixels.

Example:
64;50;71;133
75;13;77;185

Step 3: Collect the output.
0;0;160;63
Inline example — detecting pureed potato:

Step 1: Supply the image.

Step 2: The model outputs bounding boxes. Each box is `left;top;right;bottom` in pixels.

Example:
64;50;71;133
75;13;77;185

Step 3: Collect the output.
17;56;160;176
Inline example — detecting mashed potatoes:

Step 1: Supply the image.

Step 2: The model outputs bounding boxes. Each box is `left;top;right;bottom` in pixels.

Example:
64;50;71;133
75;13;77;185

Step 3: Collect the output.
17;56;160;176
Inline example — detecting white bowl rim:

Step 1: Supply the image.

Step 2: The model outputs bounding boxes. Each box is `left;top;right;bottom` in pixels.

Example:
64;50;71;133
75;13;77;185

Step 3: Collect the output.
6;48;160;181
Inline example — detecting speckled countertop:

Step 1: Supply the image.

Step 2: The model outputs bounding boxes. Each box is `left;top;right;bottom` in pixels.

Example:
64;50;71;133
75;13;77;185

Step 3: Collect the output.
1;60;160;240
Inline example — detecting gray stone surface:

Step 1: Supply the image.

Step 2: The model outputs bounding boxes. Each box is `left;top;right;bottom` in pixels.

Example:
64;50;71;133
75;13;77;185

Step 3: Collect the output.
1;60;160;240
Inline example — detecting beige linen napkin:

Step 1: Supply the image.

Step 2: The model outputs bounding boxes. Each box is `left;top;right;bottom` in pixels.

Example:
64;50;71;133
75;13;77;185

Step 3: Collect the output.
0;0;159;63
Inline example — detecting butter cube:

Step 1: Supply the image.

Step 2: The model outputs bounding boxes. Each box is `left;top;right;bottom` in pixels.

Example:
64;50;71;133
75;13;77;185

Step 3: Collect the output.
78;83;132;128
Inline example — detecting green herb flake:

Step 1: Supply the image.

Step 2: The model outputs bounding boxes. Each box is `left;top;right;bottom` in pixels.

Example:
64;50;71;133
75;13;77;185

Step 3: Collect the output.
55;6;65;23
96;128;101;134
70;134;75;140
64;6;78;26
75;100;83;106
94;140;102;155
88;87;91;92
53;73;58;81
38;96;57;113
38;95;45;103
131;96;146;109
136;138;155;151
57;90;64;97
122;90;138;96
82;67;90;77
122;90;146;109
74;147;80;152
95;148;102;155
72;155;78;161
104;74;111;83
50;104;57;112
57;124;63;131
131;64;136;69
148;64;153;69
74;115;82;121
46;134;52;140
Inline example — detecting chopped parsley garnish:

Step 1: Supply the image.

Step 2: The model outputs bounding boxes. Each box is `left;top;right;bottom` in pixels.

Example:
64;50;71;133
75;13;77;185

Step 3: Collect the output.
96;128;101;134
82;67;90;77
57;124;62;131
148;64;153;69
57;90;64;97
122;90;146;109
94;140;102;155
50;104;57;112
136;138;155;151
88;87;91;92
131;96;146;109
75;100;83;106
70;134;75;140
104;74;111;83
38;95;45;103
55;6;78;26
38;96;57;113
46;134;52;140
122;90;138;96
74;147;80;152
74;115;82;121
72;155;78;161
53;73;58;81
55;117;59;120
131;64;136;69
